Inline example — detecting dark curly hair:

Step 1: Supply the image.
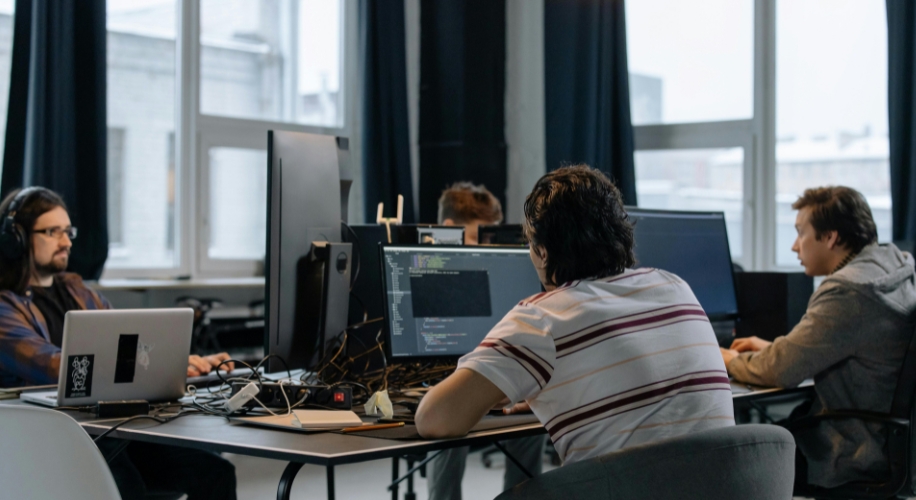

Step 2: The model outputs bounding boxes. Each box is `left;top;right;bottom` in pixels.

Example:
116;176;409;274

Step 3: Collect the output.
791;186;877;253
523;165;635;286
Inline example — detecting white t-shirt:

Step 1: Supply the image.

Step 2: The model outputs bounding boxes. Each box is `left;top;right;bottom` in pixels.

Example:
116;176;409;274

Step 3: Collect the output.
457;267;735;464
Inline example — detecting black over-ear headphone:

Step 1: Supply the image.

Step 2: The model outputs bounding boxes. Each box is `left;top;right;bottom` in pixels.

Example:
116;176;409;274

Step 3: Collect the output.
0;187;41;260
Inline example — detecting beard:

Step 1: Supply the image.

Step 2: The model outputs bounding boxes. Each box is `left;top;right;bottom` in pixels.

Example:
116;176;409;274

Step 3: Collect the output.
35;254;69;276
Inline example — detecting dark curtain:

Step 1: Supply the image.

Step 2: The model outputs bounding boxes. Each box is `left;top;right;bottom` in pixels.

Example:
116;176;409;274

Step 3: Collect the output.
361;0;416;224
888;0;916;242
2;0;108;279
417;0;506;223
543;0;636;205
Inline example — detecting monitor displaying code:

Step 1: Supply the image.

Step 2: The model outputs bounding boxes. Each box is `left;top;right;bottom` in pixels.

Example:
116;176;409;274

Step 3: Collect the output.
382;246;542;358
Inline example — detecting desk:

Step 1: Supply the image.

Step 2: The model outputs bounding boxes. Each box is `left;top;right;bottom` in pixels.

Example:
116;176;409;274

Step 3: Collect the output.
6;382;813;500
1;399;543;500
731;379;815;424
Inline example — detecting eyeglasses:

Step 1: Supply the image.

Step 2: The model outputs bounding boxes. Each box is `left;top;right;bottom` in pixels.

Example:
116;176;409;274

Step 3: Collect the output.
32;226;78;240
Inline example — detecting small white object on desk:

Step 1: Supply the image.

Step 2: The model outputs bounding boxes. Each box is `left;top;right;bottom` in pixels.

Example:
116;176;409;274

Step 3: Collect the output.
364;390;394;419
234;410;363;431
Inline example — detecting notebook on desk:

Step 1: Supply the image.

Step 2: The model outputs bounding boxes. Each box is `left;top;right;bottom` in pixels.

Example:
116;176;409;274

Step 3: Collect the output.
21;309;194;408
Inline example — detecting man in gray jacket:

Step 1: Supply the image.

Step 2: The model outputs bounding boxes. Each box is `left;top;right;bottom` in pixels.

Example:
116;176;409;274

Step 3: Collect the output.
721;186;916;488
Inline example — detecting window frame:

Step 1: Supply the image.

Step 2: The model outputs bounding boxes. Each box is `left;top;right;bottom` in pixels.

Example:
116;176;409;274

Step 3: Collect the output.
101;0;361;280
630;0;781;271
633;121;756;269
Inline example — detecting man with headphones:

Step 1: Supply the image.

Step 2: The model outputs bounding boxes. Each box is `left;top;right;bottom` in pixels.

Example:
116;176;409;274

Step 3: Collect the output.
0;187;238;499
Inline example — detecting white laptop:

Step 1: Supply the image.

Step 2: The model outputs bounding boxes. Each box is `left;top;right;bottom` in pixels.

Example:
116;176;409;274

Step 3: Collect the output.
21;308;194;407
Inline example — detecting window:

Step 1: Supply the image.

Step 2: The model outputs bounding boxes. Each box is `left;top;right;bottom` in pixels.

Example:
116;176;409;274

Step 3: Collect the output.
628;0;892;271
626;0;753;125
775;0;891;266
102;0;357;279
635;148;745;258
106;128;125;247
105;0;178;269
199;0;344;127
0;0;14;168
206;147;267;260
627;0;754;267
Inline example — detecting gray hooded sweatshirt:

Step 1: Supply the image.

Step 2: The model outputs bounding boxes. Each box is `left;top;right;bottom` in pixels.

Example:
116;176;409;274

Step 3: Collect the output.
728;243;916;488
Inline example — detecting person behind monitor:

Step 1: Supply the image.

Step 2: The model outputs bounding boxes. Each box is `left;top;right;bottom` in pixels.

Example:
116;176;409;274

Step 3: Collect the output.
438;181;504;245
417;165;734;484
427;181;548;500
0;187;238;499
721;186;916;489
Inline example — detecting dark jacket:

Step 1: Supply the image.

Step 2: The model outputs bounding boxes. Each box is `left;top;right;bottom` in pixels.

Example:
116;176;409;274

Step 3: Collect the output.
0;272;111;387
728;243;916;487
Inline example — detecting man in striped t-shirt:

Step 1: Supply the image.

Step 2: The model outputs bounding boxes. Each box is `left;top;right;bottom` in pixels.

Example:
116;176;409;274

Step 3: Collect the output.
416;165;734;467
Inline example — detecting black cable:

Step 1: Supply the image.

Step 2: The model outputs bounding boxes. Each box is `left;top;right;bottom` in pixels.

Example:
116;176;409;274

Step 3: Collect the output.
93;412;190;443
254;353;293;380
215;359;265;386
213;353;293;386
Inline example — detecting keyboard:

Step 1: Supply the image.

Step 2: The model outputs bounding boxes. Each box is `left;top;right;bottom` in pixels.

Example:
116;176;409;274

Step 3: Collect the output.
186;367;262;386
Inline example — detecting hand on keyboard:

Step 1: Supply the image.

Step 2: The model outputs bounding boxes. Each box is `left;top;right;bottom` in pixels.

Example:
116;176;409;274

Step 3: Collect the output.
187;353;234;377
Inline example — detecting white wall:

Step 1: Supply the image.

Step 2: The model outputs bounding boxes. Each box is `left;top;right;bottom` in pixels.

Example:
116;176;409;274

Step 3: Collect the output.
505;0;546;223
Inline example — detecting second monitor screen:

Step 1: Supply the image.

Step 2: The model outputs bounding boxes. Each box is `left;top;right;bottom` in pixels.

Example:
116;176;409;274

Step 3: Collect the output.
382;247;542;358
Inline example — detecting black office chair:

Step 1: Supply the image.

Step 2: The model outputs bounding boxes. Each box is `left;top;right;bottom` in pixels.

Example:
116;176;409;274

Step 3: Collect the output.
788;323;916;499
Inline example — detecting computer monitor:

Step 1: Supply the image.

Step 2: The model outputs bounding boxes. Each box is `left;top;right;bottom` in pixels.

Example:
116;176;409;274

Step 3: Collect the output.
397;224;465;245
478;224;526;246
265;130;352;371
626;208;738;319
380;245;543;360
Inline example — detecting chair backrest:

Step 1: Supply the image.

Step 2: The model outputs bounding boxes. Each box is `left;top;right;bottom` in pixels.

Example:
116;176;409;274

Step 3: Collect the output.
496;424;795;500
0;404;121;499
898;321;916;496
891;322;916;419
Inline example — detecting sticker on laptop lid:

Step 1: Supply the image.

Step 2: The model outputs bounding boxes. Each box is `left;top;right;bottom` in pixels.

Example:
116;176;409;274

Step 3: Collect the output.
137;341;154;370
65;354;94;398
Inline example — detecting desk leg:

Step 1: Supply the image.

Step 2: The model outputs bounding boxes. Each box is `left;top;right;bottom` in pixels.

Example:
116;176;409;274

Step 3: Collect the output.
391;457;400;500
327;465;336;500
405;457;415;500
277;462;304;500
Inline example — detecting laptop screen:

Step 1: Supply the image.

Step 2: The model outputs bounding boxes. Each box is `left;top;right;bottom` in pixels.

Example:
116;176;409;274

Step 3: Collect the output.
627;209;739;319
380;246;543;360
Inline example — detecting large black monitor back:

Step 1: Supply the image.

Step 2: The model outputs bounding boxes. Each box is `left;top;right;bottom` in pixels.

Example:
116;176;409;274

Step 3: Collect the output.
265;131;347;371
627;208;739;319
345;224;390;326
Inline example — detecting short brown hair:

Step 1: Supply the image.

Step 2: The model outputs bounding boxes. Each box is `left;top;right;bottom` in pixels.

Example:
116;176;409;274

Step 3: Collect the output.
792;186;877;252
524;165;635;286
437;182;503;225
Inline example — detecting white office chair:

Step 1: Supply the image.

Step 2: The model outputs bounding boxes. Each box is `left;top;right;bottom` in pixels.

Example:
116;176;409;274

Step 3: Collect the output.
0;404;121;499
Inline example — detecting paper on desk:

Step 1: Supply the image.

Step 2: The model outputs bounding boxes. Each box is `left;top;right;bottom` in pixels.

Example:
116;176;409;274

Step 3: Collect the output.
234;410;362;431
364;390;393;419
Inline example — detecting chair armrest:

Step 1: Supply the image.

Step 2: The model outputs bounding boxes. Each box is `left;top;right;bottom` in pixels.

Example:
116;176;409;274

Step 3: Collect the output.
782;409;909;432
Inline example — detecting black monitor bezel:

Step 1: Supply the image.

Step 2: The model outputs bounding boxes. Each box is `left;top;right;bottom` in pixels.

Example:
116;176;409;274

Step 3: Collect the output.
378;243;537;363
625;206;740;321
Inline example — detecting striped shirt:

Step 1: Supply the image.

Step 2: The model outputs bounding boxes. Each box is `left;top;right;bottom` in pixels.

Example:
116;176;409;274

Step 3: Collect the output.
458;268;734;464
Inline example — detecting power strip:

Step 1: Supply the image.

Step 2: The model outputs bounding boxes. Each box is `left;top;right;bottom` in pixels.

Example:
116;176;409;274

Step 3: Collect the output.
228;381;352;410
